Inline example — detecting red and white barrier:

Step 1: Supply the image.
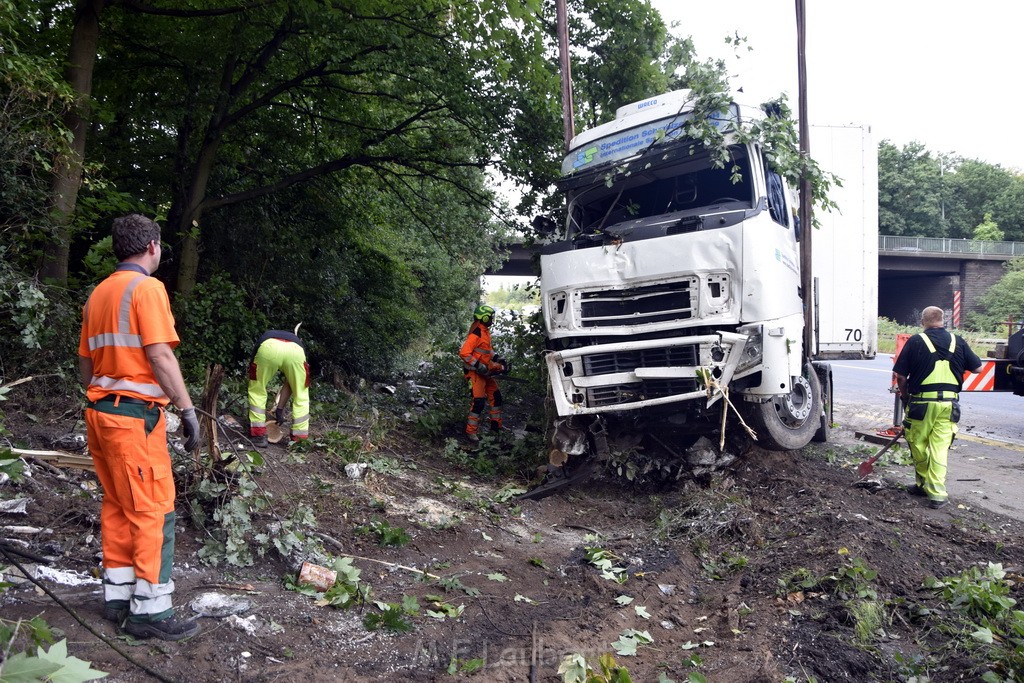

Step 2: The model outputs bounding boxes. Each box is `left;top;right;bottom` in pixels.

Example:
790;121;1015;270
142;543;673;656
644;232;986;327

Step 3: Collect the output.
962;361;995;391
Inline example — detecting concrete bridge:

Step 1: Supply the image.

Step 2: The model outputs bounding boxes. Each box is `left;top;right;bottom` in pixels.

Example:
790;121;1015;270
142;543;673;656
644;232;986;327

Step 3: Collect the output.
490;235;1024;325
878;235;1024;325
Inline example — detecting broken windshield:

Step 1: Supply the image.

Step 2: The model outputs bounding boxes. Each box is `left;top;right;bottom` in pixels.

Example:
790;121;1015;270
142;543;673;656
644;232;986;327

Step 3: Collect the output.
566;145;753;241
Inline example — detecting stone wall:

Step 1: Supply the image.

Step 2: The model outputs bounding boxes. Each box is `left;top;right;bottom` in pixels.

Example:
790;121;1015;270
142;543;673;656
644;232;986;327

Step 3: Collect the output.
960;260;1008;321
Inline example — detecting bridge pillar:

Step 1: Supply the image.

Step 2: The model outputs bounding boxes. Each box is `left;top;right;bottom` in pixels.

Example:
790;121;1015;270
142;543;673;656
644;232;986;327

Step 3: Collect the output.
960;260;1007;323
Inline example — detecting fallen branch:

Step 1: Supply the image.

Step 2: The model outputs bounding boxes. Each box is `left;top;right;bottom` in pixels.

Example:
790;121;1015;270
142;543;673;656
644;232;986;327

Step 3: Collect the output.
0;374;60;392
340;553;441;580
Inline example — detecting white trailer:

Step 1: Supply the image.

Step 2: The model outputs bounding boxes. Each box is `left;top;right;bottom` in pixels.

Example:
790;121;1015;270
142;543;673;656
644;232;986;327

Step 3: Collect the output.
809;124;878;360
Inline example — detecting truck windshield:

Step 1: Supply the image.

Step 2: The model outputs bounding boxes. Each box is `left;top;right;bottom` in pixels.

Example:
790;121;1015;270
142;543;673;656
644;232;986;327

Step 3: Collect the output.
565;145;753;240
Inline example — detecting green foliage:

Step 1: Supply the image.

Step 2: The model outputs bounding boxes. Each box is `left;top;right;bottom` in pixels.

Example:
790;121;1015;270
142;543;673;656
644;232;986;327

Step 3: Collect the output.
81;236;118;282
702;552;748;580
0;638;108;682
850;599;885;645
174;272;270;381
970;257;1024;331
584;547;629;584
286;556;370;609
12;280;48;350
925;563;1024;680
878;141;947;237
484;283;539;310
877;140;1024;241
0;258;84;377
355;518;412;547
447;657;486;676
364;599;417;633
974;212;1005;241
189;466;319;567
557;652;633;683
0;0;74;269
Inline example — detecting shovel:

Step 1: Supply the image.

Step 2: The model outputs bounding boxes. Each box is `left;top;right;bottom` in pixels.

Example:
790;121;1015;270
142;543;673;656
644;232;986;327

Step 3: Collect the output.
857;429;903;478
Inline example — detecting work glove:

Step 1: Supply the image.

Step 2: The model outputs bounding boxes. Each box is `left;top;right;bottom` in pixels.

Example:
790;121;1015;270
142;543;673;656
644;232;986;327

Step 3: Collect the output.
472;359;490;375
274;407;284;424
181;407;201;451
488;361;505;375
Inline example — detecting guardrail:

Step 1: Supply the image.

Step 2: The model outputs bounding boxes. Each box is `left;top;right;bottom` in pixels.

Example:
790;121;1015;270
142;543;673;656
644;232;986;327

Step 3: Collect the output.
879;235;1024;257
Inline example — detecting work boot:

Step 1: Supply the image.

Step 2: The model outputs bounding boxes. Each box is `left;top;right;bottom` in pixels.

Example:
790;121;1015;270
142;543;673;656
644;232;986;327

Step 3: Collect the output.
250;434;268;448
102;600;128;624
123;614;200;641
928;498;948;510
464;432;480;446
906;484;927;497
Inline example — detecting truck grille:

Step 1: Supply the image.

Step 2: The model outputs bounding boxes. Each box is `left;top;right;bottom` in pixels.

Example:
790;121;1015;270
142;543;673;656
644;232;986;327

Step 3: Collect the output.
583;345;698;376
579;280;696;328
587;379;699;407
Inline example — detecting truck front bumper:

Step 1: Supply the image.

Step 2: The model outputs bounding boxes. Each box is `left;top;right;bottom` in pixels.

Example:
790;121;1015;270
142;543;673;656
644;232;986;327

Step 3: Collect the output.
545;332;750;416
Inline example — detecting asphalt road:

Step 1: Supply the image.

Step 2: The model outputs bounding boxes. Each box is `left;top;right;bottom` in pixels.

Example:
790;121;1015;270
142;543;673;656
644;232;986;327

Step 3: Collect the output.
830;355;1024;445
828;355;1024;522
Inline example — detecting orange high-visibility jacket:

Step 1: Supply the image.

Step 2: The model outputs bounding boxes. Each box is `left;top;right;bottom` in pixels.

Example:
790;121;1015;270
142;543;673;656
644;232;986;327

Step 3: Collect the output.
459;321;494;373
78;268;180;405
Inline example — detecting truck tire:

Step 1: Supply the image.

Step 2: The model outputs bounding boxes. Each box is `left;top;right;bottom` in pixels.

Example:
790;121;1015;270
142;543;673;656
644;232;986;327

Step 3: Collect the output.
747;363;821;451
812;363;832;443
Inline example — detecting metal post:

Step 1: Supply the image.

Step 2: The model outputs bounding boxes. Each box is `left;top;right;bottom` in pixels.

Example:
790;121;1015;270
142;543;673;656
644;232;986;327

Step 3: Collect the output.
556;0;575;151
796;0;814;358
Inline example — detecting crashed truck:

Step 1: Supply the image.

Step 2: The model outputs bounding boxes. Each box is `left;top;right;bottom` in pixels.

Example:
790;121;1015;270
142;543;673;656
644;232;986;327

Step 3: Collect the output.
537;89;878;478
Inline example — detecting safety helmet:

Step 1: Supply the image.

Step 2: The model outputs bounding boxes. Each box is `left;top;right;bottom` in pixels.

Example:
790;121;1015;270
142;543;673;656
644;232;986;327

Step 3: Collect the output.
473;304;496;324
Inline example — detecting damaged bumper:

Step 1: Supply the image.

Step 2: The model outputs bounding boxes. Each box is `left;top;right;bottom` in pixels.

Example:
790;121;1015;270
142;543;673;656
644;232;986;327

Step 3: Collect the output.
545;331;750;416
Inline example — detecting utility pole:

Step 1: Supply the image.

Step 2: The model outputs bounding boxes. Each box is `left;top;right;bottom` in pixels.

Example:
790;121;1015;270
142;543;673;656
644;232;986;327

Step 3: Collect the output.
556;0;575;151
795;0;814;358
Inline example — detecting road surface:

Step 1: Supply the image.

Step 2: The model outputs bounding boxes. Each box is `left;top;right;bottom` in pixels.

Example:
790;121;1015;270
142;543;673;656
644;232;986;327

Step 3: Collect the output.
829;355;1024;522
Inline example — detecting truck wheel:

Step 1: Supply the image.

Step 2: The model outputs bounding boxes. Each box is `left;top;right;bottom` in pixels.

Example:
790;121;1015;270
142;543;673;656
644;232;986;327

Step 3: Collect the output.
812;363;832;443
748;363;821;451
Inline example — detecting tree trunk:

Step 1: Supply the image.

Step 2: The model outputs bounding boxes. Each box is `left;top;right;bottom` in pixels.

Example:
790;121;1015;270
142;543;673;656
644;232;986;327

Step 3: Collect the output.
172;136;222;296
39;0;105;285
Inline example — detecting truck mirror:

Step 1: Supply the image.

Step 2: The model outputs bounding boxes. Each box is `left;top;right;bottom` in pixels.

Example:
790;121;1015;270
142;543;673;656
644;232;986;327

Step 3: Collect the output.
532;215;558;237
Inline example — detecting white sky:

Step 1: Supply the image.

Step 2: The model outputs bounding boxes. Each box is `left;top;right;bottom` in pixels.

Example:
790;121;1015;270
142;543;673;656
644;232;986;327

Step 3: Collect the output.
648;0;1024;171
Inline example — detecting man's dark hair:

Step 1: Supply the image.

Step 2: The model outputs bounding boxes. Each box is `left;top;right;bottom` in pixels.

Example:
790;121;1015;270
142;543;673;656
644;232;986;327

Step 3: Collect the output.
112;214;161;261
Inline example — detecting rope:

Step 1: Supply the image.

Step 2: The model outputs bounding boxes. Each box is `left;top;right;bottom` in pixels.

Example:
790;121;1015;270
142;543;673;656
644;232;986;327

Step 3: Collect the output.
696;367;757;450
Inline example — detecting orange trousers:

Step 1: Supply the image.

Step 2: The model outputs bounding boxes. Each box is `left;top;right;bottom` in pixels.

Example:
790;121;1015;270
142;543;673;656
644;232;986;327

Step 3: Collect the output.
465;372;502;434
86;397;176;620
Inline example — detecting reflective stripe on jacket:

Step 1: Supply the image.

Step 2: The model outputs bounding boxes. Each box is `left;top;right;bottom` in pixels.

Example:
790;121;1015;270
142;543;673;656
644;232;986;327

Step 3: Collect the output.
459;321;493;372
79;269;180;405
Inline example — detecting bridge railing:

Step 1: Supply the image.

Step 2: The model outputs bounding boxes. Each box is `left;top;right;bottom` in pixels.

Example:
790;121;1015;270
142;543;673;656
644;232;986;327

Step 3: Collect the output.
880;235;1024;257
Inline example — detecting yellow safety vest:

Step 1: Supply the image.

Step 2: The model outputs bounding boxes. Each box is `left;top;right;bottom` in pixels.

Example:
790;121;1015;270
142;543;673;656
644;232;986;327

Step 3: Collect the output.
912;332;960;400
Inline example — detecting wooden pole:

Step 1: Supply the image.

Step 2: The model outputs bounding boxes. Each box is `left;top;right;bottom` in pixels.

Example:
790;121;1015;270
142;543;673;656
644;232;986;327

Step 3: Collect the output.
796;0;814;359
556;0;575;151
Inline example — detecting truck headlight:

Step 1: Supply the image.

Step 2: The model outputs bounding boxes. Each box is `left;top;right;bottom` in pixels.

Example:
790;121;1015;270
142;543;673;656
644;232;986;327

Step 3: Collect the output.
735;327;763;374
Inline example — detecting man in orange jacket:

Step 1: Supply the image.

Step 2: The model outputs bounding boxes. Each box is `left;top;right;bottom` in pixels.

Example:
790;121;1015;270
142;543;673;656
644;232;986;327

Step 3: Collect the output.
459;305;505;443
78;214;200;641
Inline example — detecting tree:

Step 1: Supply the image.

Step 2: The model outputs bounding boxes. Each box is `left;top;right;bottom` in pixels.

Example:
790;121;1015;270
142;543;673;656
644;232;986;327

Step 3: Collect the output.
970;257;1024;331
991;174;1024;242
973;212;1004;242
943;158;1015;239
877;140;945;236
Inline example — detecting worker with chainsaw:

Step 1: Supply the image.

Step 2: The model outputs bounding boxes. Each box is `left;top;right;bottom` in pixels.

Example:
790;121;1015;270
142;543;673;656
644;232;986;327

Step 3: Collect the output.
78;214;201;641
893;306;982;509
248;327;309;446
459;305;506;443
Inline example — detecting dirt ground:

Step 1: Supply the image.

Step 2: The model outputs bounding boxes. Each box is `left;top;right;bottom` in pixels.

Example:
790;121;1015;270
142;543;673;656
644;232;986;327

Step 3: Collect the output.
2;397;1023;683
